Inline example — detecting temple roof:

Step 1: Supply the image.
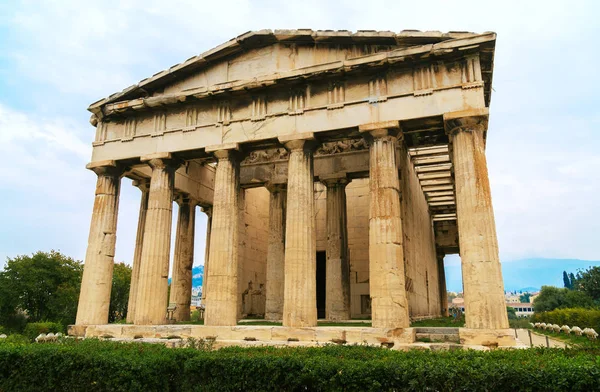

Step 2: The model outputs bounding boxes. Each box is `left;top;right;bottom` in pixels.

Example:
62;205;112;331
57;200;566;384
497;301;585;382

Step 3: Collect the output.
89;29;496;115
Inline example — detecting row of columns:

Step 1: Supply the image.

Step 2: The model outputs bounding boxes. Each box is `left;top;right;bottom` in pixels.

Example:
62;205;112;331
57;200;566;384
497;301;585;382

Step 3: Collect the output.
76;154;209;326
77;114;508;331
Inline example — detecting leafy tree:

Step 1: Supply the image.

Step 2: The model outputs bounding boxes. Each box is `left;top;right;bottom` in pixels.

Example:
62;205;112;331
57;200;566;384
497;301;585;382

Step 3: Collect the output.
533;285;595;312
574;266;600;302
519;293;531;303
0;251;133;329
108;262;132;323
506;306;517;320
563;271;573;289
0;251;83;327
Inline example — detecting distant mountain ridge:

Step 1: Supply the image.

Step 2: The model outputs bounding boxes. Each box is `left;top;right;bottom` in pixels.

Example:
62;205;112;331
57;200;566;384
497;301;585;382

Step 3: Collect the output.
445;258;600;292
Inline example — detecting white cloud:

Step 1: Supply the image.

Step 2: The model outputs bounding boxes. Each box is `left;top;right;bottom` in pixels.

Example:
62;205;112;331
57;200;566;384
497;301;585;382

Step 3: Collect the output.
0;103;208;269
1;0;599;266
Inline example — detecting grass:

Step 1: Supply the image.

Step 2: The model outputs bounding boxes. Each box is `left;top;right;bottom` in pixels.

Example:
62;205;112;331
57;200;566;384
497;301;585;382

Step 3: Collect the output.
236;321;373;327
176;319;204;325
411;316;464;328
532;328;600;347
238;321;282;326
508;318;533;329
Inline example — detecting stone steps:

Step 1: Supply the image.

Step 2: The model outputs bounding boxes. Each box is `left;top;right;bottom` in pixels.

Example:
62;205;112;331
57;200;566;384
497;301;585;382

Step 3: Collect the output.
414;327;460;343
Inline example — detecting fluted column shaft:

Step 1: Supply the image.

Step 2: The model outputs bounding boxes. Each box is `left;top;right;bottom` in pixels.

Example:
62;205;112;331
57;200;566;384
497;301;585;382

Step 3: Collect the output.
126;179;149;323
201;207;212;304
282;139;317;327
437;252;448;317
204;150;240;326
169;195;196;321
323;178;351;320
76;162;122;325
450;123;509;329
364;128;410;328
134;157;178;325
265;184;286;320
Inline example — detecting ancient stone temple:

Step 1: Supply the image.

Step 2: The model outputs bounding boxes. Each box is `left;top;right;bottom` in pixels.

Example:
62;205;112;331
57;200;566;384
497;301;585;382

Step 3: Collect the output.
72;29;514;346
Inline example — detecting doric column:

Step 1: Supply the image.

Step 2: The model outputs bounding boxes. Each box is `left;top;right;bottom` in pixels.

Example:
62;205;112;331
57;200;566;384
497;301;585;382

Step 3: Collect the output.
445;109;509;329
126;179;150;323
437;251;448;317
204;145;240;326
359;121;410;329
279;133;317;327
134;153;180;325
169;194;197;322
321;175;351;321
76;160;122;325
200;207;212;304
264;183;286;320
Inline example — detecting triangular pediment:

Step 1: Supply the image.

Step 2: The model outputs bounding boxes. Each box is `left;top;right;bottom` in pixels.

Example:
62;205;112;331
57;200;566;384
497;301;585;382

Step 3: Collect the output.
89;29;493;113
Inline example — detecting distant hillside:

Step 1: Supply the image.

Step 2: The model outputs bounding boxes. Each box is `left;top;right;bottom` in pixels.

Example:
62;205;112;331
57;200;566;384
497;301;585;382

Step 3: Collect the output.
445;258;600;292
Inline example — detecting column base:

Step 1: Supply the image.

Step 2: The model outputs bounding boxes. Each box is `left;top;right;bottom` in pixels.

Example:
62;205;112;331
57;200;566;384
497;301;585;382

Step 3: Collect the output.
459;328;517;347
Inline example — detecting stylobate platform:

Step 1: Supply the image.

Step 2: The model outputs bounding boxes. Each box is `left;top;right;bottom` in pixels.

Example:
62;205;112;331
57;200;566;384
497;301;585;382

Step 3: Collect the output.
68;324;517;348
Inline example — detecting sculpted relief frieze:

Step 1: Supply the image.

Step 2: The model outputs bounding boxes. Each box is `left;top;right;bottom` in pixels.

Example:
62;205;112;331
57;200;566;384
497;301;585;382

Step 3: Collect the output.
241;148;289;165
315;138;367;156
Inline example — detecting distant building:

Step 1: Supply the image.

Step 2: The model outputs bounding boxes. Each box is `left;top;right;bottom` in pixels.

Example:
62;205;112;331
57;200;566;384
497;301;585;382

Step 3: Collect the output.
507;303;534;317
449;302;534;318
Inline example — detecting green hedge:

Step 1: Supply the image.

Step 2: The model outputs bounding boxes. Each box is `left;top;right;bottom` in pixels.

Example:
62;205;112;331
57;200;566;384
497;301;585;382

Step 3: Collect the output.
532;308;600;331
1;340;600;391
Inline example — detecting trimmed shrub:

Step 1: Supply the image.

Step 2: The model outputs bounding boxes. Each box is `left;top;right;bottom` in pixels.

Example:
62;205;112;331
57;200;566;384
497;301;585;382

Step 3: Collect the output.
22;322;64;342
1;340;600;391
2;334;30;344
532;308;600;332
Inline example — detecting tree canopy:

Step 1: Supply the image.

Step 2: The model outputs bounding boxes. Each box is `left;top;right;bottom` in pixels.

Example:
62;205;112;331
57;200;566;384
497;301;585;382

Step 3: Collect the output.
519;293;531;303
574;266;600;302
109;262;132;323
533;285;595;312
0;251;82;327
0;251;132;330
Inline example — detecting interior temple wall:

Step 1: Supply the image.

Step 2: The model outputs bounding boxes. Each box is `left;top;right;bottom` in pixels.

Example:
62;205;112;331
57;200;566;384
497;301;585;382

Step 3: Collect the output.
234;167;439;320
236;187;270;318
399;145;441;318
315;179;371;319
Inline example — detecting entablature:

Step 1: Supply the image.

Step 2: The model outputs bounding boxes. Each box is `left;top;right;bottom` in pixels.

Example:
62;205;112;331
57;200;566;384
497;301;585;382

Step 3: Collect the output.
91;32;494;123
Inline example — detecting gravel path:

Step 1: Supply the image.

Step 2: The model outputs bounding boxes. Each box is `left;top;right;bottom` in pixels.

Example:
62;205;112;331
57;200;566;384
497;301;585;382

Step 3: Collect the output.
515;328;568;348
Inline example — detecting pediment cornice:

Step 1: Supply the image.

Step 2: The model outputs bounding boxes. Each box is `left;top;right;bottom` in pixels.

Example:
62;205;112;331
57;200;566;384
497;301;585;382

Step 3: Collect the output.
90;31;496;121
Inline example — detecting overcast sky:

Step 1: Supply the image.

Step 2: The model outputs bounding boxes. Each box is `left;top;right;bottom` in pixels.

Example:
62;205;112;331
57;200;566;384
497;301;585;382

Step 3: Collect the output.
1;0;599;271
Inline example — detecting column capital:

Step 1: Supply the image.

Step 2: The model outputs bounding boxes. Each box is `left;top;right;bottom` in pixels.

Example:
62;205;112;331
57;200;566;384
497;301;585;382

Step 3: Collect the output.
265;182;287;193
443;109;489;136
319;173;349;188
358;120;401;139
174;192;198;207
278;132;316;152
132;178;150;193
201;206;212;217
140;152;182;170
86;160;123;177
206;143;240;161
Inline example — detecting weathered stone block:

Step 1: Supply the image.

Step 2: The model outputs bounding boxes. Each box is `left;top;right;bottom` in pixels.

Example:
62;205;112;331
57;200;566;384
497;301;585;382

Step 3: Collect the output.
459;328;516;347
